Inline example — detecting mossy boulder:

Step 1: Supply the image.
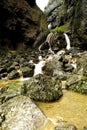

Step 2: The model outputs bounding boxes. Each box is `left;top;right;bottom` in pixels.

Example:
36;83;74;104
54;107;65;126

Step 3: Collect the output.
66;75;87;94
21;74;63;102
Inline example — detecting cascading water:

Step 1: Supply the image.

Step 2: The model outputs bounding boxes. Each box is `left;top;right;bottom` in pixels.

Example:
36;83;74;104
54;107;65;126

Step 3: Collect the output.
63;33;71;50
34;56;46;76
39;32;55;54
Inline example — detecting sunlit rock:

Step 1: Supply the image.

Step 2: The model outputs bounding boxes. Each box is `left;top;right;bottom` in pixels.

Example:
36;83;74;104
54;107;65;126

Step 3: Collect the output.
1;96;47;130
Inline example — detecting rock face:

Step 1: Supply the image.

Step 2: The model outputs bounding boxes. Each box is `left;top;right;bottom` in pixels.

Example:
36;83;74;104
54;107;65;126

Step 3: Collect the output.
45;0;87;49
71;0;87;48
1;96;46;130
0;0;48;50
45;0;65;29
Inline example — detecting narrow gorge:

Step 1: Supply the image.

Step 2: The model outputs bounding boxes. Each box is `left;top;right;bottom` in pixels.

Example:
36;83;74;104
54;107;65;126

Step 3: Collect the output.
0;0;87;130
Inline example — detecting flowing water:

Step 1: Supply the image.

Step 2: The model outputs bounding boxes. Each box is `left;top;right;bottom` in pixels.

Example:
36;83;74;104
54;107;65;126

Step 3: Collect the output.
37;90;87;130
63;33;71;50
0;79;87;130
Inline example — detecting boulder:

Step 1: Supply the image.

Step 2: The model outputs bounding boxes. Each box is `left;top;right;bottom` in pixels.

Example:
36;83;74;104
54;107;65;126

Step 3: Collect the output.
43;54;64;79
21;74;63;102
1;96;47;130
66;51;87;94
55;124;77;130
20;66;34;77
7;70;20;79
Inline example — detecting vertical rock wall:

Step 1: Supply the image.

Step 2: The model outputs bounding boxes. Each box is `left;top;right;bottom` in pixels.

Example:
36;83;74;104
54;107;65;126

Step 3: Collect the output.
0;0;48;50
45;0;87;49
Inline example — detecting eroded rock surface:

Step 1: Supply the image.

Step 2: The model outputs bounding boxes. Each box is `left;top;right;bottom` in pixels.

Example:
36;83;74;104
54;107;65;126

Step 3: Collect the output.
1;96;47;130
45;0;87;49
0;0;48;50
21;74;63;102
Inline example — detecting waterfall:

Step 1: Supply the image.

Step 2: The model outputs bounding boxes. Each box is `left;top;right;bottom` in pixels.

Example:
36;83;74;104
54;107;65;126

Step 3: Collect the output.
34;56;46;76
63;33;71;50
38;32;55;54
48;23;52;29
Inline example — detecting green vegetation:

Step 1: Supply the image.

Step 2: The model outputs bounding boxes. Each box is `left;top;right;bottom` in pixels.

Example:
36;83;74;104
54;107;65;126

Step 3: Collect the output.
8;83;17;90
50;21;70;33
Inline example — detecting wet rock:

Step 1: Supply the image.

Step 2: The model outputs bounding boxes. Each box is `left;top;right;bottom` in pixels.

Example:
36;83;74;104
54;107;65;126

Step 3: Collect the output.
65;51;87;94
1;96;47;130
0;82;21;104
83;126;87;130
0;87;8;95
0;110;5;126
55;124;77;130
66;75;87;94
0;72;8;78
0;67;7;74
21;74;63;102
21;66;34;77
12;62;19;67
7;70;20;80
7;65;15;73
43;54;65;79
64;64;74;72
0;83;21;105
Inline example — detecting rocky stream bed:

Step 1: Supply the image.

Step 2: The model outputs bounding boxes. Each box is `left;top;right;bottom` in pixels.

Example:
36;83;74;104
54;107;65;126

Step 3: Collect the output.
0;48;87;130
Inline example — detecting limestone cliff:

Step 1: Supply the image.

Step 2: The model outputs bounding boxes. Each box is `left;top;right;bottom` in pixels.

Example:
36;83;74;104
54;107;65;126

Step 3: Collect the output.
0;0;48;50
45;0;87;49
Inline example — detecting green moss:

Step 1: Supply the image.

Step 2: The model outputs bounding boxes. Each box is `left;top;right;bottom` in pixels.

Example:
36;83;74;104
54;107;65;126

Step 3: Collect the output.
8;83;17;90
50;21;70;33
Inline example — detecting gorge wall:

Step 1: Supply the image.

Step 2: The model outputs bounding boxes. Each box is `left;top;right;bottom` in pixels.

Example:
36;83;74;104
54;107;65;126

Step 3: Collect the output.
0;0;48;50
45;0;87;49
0;0;87;50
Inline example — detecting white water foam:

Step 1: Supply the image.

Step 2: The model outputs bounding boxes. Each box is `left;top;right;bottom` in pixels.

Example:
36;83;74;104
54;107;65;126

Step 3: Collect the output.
63;33;71;50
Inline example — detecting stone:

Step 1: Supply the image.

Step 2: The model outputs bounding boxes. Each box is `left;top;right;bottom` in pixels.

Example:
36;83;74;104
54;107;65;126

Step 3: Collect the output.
7;70;20;80
55;124;77;130
20;66;34;77
1;96;47;130
21;74;63;102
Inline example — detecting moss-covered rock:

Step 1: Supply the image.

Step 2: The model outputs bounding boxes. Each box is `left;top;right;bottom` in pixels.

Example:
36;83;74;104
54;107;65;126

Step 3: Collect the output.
21;74;63;102
66;75;87;94
51;20;70;33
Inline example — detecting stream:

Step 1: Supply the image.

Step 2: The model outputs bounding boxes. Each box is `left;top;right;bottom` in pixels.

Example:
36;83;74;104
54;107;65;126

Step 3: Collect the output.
0;79;87;130
37;90;87;130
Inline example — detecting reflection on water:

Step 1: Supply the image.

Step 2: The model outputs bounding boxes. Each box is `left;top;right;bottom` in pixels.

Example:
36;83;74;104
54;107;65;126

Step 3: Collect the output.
37;90;87;130
0;77;30;88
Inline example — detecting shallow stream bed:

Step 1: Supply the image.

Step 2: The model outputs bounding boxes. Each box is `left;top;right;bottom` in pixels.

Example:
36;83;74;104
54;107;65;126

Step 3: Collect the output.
37;90;87;130
0;78;87;130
